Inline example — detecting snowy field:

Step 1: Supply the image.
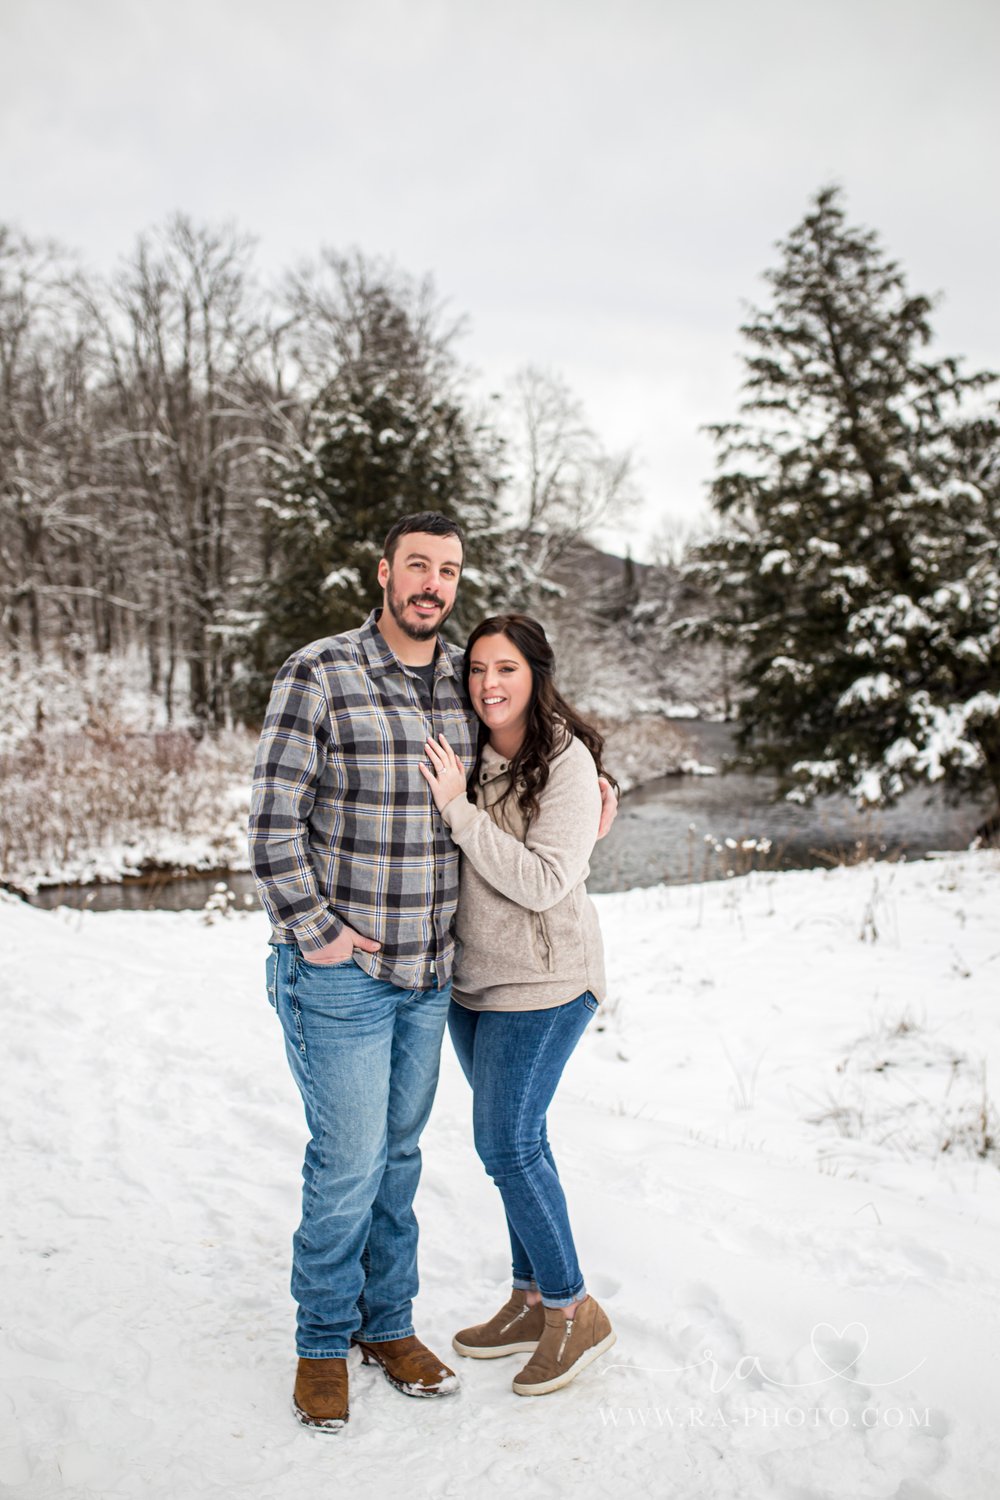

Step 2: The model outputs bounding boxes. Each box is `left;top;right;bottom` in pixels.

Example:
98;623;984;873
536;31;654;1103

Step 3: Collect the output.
2;852;999;1499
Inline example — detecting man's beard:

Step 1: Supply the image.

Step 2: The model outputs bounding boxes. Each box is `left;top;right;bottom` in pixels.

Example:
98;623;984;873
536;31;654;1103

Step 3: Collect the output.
385;574;454;641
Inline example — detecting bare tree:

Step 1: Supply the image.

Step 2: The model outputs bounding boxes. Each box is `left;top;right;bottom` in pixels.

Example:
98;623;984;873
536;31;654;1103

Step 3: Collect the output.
84;216;267;727
501;365;639;602
0;226;112;667
280;247;466;404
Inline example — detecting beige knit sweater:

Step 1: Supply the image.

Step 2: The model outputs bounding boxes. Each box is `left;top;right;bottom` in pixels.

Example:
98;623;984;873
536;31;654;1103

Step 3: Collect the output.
440;733;606;1011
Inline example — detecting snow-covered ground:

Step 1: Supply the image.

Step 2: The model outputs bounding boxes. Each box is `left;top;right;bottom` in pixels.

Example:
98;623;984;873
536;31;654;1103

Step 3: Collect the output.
2;853;999;1499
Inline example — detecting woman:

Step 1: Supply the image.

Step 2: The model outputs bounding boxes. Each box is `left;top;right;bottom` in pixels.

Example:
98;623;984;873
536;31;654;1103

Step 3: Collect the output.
418;613;617;1397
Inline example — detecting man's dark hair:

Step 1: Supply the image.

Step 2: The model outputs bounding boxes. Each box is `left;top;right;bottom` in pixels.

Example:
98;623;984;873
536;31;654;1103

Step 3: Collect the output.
383;512;465;566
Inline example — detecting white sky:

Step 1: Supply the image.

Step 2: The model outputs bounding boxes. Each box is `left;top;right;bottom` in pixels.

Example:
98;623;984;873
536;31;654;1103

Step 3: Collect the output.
2;0;997;560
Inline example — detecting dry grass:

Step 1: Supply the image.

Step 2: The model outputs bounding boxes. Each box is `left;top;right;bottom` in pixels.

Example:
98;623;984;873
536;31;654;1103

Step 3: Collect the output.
0;724;256;890
808;1009;1000;1169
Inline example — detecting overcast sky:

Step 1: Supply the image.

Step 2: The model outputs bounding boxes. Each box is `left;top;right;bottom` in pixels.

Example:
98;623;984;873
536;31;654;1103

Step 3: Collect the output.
2;0;997;559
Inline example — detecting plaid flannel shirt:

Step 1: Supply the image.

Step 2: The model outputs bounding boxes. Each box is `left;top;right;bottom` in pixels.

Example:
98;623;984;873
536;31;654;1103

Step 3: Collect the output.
248;609;477;990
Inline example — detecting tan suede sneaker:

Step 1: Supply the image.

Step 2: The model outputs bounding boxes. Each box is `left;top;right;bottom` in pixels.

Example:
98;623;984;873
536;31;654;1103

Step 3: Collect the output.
292;1356;349;1431
453;1289;546;1359
352;1334;459;1397
511;1296;616;1396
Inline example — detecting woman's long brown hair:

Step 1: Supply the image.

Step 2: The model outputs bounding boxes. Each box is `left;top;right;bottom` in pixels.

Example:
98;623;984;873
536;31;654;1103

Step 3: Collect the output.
462;613;618;824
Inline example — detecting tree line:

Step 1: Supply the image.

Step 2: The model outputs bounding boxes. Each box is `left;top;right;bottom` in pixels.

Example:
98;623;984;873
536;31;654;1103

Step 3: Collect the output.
0;221;637;727
2;190;998;818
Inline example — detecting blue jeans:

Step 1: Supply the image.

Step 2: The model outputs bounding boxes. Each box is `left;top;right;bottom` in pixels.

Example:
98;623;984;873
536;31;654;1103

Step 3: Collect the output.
267;944;451;1358
447;993;599;1308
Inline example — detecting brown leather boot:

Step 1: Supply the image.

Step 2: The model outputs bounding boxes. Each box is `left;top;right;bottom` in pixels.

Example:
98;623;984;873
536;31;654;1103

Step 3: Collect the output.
453;1289;546;1358
292;1356;349;1431
512;1296;616;1396
352;1334;459;1397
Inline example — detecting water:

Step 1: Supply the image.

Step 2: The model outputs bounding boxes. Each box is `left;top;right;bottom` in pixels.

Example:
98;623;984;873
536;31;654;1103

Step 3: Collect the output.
24;722;990;912
587;721;990;893
26;869;263;915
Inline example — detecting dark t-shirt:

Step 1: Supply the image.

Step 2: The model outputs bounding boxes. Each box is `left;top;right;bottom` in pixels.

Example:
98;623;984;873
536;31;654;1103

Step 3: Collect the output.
410;661;437;695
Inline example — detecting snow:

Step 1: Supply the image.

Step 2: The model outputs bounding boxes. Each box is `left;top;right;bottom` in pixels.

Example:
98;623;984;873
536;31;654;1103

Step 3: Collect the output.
836;674;899;712
963;690;1000;722
848;599;935;643
831;567;872;588
0;650;186;754
2;852;1000;1498
320;566;359;591
790;758;840;781
678;759;718;777
806;539;841;558
932;583;971;614
766;657;813;685
904;694;993;782
852;768;884;805
884;737;919;771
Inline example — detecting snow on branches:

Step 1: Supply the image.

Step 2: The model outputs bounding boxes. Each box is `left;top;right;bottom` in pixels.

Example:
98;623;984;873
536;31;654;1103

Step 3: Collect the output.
686;186;1000;818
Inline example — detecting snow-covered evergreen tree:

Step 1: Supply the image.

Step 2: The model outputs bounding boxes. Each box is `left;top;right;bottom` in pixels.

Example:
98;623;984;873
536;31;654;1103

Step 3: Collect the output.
687;187;1000;820
243;261;506;713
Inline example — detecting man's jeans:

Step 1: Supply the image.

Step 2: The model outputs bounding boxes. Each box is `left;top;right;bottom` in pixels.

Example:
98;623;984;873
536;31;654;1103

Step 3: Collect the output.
447;992;598;1308
267;944;451;1358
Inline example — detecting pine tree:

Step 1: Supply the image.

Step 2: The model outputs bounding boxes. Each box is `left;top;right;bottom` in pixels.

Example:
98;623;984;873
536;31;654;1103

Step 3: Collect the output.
688;187;1000;820
241;264;506;716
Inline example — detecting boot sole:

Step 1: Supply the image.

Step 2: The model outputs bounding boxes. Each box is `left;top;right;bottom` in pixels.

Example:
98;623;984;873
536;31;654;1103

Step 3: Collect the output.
292;1397;348;1432
512;1329;617;1396
357;1348;459;1398
452;1336;540;1359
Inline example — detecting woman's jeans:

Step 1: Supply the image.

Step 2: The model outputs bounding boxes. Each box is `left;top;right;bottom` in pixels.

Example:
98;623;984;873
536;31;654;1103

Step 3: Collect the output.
447;992;599;1308
267;944;451;1358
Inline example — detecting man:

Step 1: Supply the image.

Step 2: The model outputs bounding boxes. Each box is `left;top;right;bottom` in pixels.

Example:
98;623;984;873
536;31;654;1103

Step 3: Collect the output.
249;512;616;1431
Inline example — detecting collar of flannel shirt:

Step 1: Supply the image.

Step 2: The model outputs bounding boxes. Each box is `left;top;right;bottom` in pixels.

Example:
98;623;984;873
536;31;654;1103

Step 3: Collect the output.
360;609;460;681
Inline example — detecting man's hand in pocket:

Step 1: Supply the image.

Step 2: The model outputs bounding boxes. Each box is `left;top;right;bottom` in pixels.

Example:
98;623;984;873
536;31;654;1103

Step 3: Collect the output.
304;926;382;965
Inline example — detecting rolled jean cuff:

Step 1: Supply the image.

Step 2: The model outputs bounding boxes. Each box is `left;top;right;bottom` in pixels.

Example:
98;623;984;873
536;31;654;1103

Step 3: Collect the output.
298;1347;352;1360
512;1275;538;1291
353;1324;415;1344
540;1281;586;1309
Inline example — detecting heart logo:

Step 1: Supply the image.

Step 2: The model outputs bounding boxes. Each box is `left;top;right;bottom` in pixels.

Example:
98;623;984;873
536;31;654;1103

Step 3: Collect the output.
810;1322;869;1378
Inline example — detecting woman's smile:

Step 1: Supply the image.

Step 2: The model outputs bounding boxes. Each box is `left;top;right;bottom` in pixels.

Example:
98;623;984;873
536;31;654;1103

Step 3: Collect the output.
468;634;534;747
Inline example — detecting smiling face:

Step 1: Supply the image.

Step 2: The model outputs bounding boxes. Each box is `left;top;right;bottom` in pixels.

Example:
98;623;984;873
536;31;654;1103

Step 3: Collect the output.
377;531;463;643
467;632;535;747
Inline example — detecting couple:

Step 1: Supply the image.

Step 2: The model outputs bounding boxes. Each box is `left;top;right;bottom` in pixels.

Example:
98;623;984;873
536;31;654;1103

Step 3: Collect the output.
248;511;618;1432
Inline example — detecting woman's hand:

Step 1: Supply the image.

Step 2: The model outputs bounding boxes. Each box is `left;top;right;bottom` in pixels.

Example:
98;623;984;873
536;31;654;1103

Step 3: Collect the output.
419;733;469;812
596;775;619;840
